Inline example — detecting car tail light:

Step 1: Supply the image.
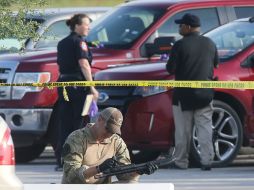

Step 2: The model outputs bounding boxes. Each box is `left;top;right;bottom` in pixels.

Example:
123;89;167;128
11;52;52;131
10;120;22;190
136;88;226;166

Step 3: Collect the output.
0;127;15;165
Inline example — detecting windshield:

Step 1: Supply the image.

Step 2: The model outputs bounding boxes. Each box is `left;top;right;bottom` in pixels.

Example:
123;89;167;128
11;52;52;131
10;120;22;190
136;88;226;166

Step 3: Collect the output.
205;21;254;62
86;6;166;49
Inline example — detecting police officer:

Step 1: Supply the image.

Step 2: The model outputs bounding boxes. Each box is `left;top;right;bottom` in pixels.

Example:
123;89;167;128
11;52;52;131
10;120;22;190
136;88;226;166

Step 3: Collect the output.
55;14;99;170
61;107;158;184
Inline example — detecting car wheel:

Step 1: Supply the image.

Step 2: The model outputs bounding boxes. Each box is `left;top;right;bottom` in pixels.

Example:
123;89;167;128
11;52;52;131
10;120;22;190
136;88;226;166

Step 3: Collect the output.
15;143;46;163
190;100;243;167
130;150;161;164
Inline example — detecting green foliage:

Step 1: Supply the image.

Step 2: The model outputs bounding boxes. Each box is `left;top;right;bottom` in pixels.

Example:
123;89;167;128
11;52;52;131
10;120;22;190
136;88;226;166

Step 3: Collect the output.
0;0;123;51
0;0;47;45
46;0;123;7
0;0;15;7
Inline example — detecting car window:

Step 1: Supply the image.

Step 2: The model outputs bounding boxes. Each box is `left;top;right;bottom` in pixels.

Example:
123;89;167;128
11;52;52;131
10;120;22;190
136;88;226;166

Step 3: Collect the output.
205;21;254;62
0;18;43;53
146;8;220;43
35;20;69;49
235;7;254;19
89;12;106;22
87;6;166;49
0;39;23;54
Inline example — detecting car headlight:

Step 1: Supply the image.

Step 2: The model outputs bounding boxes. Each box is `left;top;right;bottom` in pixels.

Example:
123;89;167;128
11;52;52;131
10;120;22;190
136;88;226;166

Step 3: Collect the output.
12;72;51;100
133;86;169;97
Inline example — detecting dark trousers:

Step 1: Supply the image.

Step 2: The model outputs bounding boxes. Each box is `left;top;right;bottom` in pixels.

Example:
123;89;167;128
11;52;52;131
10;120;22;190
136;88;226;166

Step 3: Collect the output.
55;84;89;166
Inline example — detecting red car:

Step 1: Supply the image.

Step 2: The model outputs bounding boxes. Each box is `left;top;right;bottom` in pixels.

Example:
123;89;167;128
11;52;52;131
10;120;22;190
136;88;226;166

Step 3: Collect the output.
1;0;254;163
95;17;254;166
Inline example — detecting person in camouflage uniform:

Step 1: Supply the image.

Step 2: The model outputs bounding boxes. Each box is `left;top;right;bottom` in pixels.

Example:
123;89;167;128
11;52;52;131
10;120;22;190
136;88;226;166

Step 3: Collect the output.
61;107;158;184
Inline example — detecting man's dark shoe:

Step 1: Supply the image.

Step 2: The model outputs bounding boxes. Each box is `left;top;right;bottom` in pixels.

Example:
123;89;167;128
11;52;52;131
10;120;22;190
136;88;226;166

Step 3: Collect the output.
165;162;187;170
201;165;211;171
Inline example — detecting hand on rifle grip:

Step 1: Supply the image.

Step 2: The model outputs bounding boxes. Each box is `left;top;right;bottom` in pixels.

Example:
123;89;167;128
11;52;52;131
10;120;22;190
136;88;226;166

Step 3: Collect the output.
137;161;158;175
97;157;118;173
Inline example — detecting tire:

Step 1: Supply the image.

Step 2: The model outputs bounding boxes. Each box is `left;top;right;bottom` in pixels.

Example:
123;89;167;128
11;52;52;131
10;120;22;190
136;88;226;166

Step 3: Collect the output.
15;143;46;163
130;150;161;164
190;100;243;167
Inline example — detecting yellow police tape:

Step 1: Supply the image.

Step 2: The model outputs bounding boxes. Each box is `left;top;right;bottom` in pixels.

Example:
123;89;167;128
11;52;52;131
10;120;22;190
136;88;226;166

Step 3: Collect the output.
1;80;253;102
0;80;253;89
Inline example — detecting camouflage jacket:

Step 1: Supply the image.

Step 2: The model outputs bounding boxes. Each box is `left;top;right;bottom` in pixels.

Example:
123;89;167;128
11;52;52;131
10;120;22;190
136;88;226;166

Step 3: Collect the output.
61;124;139;184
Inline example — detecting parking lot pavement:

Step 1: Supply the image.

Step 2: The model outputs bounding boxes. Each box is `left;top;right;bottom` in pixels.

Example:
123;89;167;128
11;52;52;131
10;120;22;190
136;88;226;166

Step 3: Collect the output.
16;164;254;190
143;167;254;190
15;146;254;190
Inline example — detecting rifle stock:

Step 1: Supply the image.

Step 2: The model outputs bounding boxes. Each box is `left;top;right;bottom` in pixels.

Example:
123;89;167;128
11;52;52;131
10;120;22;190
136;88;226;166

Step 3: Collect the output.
94;157;174;179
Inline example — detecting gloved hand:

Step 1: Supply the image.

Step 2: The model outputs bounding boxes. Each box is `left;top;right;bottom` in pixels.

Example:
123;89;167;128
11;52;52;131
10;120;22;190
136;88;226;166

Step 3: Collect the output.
137;162;158;175
97;157;117;173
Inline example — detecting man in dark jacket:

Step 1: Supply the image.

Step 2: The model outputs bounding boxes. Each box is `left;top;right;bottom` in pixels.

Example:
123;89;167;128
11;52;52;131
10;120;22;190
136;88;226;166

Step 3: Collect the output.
166;13;219;170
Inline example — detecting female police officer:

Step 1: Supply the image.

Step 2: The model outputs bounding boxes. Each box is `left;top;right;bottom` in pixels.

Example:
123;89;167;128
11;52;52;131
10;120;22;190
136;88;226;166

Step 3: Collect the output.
55;14;99;170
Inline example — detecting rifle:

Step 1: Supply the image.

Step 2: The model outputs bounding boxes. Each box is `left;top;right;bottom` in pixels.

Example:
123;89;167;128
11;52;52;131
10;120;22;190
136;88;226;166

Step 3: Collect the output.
94;157;175;179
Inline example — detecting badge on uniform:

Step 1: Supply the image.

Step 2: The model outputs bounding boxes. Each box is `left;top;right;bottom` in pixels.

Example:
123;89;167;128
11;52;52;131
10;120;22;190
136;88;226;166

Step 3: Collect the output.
80;41;88;51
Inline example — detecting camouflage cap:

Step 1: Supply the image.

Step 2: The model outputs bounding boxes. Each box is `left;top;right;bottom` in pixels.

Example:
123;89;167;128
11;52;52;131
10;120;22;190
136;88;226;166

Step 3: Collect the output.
100;107;123;135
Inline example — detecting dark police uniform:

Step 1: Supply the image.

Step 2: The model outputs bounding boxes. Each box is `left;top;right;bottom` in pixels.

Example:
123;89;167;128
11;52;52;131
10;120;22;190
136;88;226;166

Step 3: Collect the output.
55;32;93;167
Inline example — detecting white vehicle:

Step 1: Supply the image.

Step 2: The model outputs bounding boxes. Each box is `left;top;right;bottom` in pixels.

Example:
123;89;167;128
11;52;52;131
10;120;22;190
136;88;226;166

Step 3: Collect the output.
0;7;111;54
0;116;23;190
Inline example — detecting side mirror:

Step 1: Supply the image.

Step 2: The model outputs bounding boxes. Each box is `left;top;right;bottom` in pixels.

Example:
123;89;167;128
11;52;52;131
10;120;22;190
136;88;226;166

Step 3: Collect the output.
145;36;175;57
241;54;254;68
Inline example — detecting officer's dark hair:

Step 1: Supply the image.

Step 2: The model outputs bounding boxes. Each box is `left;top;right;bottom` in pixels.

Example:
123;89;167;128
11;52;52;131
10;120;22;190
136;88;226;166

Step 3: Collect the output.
66;14;91;31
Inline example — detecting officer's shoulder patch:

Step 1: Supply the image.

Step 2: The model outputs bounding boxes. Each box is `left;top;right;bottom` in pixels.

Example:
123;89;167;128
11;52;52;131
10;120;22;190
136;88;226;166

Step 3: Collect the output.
80;41;88;51
62;143;71;157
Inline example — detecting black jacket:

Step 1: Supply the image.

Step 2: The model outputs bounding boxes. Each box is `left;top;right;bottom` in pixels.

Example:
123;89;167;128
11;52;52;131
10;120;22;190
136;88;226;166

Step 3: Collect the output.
166;32;219;110
57;32;92;79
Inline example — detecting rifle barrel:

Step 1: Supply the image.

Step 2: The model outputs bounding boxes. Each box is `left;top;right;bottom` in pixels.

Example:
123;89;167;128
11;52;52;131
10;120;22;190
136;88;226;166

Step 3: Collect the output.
94;157;174;179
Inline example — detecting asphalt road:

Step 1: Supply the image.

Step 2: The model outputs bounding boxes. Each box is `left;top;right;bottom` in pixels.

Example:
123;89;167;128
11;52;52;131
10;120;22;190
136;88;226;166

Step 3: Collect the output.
16;147;254;190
